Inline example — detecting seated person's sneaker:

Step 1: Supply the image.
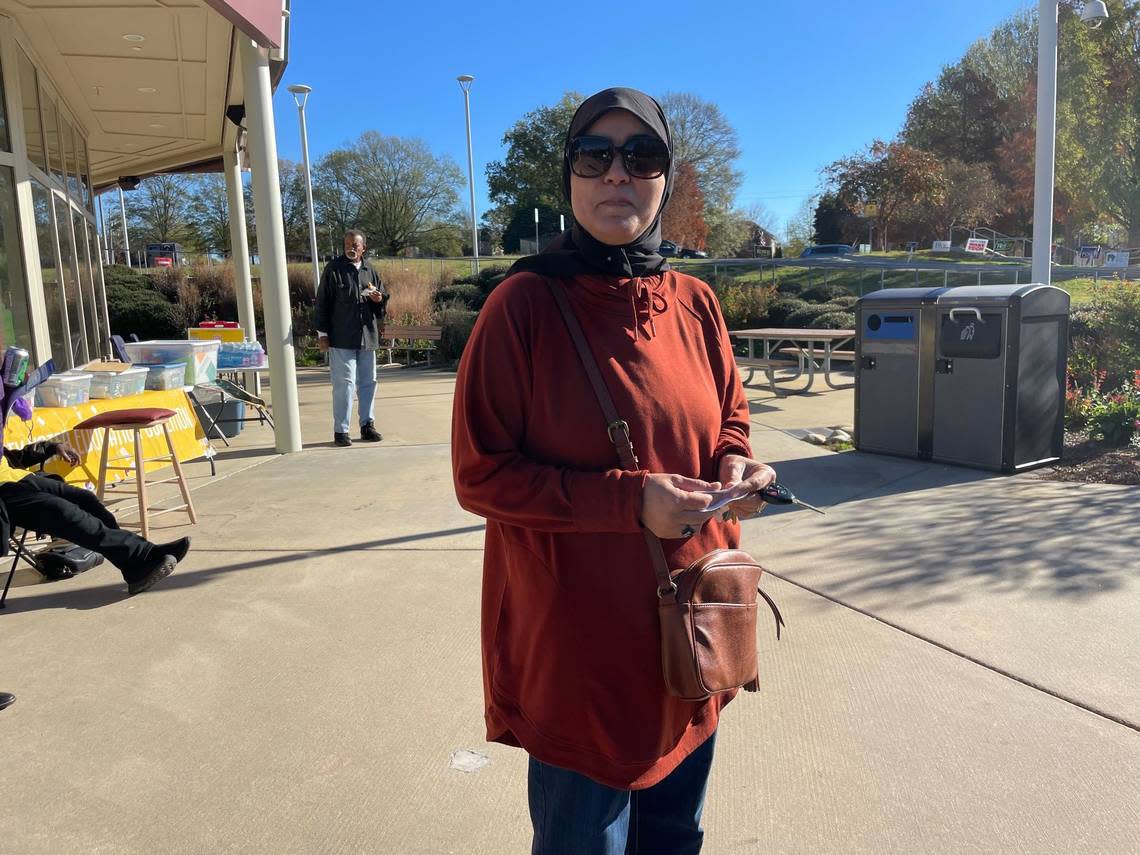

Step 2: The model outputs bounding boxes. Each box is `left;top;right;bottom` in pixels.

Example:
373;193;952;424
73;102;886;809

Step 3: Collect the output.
152;536;191;564
127;553;177;596
0;692;15;711
360;421;382;442
334;432;352;447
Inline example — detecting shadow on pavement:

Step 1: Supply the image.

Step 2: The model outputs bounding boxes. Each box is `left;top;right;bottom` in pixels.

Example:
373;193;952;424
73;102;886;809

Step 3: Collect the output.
2;523;486;613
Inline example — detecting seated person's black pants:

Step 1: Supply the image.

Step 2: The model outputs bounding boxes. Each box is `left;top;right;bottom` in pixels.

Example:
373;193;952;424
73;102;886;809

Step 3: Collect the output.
0;475;153;583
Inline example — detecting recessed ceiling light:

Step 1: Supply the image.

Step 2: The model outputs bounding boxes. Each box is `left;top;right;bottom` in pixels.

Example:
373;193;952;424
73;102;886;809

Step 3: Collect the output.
137;87;157;94
130;46;143;53
122;34;145;42
148;123;165;129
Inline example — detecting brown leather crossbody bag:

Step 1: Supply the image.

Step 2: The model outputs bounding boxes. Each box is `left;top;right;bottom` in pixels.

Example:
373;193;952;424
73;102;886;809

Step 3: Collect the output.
548;280;784;701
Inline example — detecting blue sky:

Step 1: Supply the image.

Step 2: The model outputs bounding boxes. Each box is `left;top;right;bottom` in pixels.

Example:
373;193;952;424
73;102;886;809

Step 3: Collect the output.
273;0;1031;234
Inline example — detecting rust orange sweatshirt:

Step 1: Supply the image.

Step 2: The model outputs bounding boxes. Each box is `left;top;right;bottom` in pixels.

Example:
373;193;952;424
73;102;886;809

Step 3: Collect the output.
451;269;753;789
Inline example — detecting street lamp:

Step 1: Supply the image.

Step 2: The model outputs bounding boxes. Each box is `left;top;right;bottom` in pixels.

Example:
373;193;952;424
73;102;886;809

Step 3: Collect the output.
457;75;479;274
287;83;321;289
1032;0;1109;284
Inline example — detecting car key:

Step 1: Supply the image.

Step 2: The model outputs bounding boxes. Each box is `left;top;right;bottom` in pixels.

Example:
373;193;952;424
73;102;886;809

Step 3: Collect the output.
759;482;826;515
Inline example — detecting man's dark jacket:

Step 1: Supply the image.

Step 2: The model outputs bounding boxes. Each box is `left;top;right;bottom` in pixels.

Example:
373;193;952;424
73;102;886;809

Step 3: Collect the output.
314;256;389;350
0;441;61;556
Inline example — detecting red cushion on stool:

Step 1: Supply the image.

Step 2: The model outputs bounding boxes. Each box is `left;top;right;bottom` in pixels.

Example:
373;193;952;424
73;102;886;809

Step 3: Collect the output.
74;408;177;431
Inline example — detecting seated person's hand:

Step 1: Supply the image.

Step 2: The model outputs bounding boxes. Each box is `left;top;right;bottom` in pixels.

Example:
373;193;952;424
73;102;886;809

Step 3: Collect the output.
317;335;330;353
716;453;777;520
54;442;82;466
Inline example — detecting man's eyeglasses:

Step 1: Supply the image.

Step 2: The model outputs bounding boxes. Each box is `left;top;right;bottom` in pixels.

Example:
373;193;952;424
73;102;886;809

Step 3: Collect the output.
568;134;669;180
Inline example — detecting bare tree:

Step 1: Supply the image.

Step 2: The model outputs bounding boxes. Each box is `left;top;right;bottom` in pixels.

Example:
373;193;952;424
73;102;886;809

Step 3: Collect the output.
343;131;465;255
660;92;743;210
129;174;196;247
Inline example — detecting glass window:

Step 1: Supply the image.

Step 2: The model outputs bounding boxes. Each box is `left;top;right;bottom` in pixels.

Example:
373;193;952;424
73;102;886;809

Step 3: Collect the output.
0;53;11;152
41;91;63;186
31;180;70;367
0;167;33;352
73;208;101;358
53;194;87;364
18;50;45;174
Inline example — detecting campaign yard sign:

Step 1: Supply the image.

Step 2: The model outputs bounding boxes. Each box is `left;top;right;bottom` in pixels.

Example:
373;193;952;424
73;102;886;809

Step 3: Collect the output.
965;238;989;253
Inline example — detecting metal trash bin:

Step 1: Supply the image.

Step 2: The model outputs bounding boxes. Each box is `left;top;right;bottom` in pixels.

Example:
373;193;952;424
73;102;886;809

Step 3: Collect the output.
930;284;1069;472
854;287;946;459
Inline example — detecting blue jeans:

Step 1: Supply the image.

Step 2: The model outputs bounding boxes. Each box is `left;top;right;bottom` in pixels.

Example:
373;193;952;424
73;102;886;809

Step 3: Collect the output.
328;347;377;434
528;733;716;855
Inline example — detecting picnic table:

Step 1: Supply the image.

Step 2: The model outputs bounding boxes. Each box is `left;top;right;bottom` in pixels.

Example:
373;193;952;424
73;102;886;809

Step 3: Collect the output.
729;327;856;396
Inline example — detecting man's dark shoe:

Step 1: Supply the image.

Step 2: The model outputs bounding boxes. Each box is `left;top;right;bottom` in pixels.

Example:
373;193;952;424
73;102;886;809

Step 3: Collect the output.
0;692;15;711
360;421;383;442
334;432;352;447
126;554;177;596
152;536;191;564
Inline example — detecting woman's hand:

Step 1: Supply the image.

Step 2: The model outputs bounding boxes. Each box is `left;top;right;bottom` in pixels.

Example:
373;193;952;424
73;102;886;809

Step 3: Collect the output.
640;473;721;540
717;454;777;520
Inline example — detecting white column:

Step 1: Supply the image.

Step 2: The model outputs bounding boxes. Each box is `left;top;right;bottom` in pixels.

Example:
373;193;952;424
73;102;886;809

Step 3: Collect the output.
1032;0;1059;285
223;145;257;340
224;143;261;395
240;37;301;453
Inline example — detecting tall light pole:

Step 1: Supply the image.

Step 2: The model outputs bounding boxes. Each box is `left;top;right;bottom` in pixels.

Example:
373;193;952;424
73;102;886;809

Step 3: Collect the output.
457;74;479;274
288;83;321;289
534;207;540;252
1032;0;1108;284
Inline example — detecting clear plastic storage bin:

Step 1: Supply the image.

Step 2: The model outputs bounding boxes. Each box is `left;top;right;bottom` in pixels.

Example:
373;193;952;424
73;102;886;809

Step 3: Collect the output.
141;362;188;391
89;366;149;399
36;372;93;408
122;340;219;385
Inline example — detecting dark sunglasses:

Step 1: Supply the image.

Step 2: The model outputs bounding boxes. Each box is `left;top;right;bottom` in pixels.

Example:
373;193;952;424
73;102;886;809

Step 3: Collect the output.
568;134;669;180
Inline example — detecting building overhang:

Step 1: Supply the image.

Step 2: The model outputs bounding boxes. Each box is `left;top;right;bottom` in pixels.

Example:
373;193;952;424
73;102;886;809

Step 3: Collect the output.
0;0;288;190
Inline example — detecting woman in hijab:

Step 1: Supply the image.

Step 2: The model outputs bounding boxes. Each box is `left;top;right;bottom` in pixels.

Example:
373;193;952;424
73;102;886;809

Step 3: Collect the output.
452;87;777;854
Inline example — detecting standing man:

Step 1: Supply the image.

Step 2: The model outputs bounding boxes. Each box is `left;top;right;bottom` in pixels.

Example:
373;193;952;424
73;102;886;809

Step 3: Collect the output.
315;230;389;447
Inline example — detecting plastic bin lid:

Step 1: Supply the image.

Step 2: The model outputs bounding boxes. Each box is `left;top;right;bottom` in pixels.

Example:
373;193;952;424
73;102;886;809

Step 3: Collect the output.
857;287;948;304
90;365;148;376
45;372;92;383
138;362;189;369
127;339;220;349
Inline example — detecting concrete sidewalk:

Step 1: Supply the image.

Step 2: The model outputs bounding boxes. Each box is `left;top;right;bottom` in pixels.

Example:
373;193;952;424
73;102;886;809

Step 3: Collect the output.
1;368;1137;853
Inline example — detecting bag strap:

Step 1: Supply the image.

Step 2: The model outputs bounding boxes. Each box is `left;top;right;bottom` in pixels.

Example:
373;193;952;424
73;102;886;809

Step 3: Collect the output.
546;279;678;601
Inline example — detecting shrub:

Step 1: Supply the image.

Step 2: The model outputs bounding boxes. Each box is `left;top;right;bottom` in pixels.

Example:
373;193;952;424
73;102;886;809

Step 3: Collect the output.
766;297;809;326
800;283;851;303
106;286;183;339
436;306;479;364
151;266;185;302
825;295;858;310
712;279;776;329
784;303;833;328
1067;280;1140;390
809;310;856;329
775;280;805;296
1067;368;1140;445
433;282;484;311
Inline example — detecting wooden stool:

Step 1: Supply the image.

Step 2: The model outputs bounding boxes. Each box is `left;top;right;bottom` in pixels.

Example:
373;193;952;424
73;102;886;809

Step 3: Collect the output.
74;408;197;540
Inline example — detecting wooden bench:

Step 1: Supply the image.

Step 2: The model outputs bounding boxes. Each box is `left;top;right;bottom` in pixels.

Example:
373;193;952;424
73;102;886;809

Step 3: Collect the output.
380;325;443;366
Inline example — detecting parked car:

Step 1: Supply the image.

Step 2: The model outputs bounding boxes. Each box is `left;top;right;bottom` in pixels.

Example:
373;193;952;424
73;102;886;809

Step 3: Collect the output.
800;244;854;257
679;247;708;259
659;240;679;257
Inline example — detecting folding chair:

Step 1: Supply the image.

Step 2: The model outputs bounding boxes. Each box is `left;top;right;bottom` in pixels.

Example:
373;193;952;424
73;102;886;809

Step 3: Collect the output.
1;529;40;609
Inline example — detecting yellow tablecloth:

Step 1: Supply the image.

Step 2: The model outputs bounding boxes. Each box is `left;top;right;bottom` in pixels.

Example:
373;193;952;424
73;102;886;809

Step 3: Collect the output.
3;389;208;487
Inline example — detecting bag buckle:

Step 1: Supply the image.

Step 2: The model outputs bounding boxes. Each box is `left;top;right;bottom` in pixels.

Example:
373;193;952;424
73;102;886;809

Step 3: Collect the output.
607;419;630;444
657;581;678;598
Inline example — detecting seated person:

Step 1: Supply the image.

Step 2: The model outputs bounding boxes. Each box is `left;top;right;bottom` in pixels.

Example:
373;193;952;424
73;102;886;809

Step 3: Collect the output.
0;440;189;595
